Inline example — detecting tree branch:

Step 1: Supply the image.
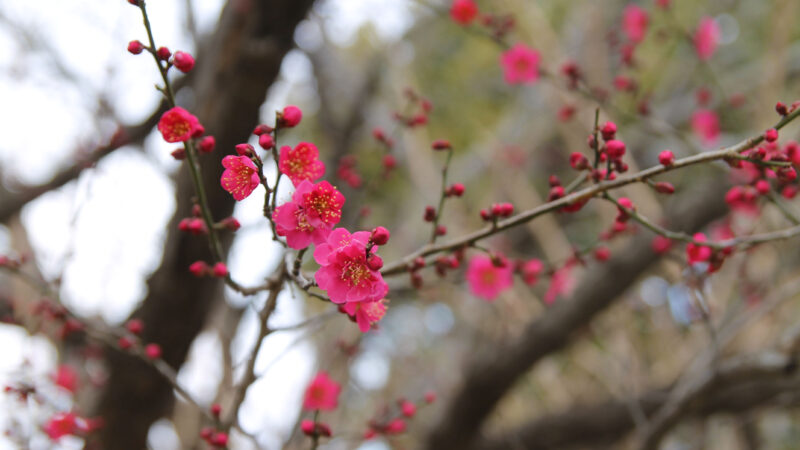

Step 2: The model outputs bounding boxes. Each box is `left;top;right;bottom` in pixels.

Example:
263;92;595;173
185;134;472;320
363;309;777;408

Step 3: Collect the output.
424;180;731;449
474;351;800;450
0;103;166;223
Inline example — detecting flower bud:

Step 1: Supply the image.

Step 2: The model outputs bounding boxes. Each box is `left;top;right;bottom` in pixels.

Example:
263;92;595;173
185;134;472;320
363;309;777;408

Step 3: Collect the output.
145;343;162;359
658;150;674;166
198;136;216;153
127;40;144;55
212;262;228;278
371;226;390;246
258;133;274;150
279;105;302;128
431;139;451;150
172;51;195;73
156;46;171;61
601;121;617;141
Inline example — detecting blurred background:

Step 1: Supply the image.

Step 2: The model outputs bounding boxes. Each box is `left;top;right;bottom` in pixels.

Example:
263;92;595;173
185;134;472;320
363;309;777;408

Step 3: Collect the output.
1;0;800;448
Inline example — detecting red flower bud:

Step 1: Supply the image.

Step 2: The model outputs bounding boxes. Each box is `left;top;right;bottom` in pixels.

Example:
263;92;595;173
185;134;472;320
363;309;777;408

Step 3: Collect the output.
601;121;617;141
144;343;162;359
172;51;195;73
424;206;436;222
654;182;675;194
118;336;134;350
198;136;216;153
235;143;254;156
189;261;209;277
279;105;302;128
594;246;611;261
211;432;228;447
605;140;626;159
569;152;589;170
755;179;770;195
448;183;465;196
431;139;451;150
253;124;273;136
127;40;144;55
367;254;384;271
170;148;186;160
765;128;779;143
212;262;228;278
301;420;315;436
156;46;171;61
221;217;241;231
258;133;274;150
210;403;222;417
371;226;390;246
126;319;143;335
658;150;674;166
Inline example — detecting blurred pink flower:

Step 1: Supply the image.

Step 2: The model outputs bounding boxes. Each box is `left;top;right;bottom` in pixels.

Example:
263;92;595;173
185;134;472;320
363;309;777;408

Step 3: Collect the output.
544;264;575;304
500;43;540;85
622;4;649;44
466;255;513;301
691;109;720;146
694;17;720;61
303;371;341;411
343;299;387;332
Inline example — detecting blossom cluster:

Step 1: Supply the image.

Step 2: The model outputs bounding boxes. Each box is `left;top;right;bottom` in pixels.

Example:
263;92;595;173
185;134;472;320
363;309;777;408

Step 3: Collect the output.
215;106;390;332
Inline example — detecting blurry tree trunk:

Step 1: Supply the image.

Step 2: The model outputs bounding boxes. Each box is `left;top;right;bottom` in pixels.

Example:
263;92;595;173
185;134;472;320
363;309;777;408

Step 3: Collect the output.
424;181;730;450
88;1;315;448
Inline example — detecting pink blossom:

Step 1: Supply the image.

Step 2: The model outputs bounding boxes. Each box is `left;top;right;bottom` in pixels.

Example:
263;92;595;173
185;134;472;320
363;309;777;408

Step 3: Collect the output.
450;0;478;25
342;299;387;332
279;142;325;186
465;255;513;301
544;264;575;304
686;232;712;264
691;109;720;146
622;4;649;44
303;371;341;411
500;43;541;85
274;180;345;249
652;235;672;254
54;365;78;393
44;412;80;441
694;17;720;61
314;228;389;304
157;107;201;143
220;155;260;201
520;258;544;286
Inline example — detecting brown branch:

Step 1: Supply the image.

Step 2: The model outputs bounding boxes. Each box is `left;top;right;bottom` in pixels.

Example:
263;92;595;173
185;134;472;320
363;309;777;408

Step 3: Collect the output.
0;103;166;223
383;104;800;276
423;180;731;450
473;352;800;450
221;262;285;432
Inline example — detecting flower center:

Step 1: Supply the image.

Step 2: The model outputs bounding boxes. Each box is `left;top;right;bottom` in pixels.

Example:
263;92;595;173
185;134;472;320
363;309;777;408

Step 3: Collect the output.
294;209;314;231
305;189;341;224
481;269;497;285
170;121;190;138
341;260;371;286
514;58;530;72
